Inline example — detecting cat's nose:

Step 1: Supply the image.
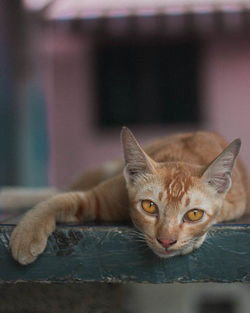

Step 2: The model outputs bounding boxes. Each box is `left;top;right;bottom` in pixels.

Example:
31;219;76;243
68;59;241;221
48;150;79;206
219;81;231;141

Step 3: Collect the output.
157;238;177;249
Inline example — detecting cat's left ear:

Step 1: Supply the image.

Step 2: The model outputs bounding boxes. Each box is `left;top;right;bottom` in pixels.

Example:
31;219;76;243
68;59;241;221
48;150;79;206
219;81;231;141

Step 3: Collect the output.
202;138;241;194
121;127;156;184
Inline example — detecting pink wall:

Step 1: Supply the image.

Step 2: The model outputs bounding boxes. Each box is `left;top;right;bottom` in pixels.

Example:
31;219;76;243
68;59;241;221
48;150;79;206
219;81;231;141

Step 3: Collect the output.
40;29;250;187
202;38;250;171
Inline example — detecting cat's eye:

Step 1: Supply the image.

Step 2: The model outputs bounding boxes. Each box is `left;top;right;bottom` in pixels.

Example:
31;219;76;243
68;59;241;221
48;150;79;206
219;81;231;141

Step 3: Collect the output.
141;200;158;215
184;209;204;222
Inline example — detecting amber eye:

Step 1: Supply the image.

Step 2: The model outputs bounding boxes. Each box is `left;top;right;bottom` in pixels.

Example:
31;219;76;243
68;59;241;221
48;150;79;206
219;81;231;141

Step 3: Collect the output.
184;209;204;222
141;200;158;215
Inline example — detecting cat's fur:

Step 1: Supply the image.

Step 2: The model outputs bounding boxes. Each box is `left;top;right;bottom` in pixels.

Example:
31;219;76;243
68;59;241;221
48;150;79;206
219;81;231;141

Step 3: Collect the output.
10;128;248;264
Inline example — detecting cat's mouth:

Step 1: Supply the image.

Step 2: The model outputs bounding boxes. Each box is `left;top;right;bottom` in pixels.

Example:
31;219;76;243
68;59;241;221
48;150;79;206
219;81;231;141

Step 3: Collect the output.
145;241;182;258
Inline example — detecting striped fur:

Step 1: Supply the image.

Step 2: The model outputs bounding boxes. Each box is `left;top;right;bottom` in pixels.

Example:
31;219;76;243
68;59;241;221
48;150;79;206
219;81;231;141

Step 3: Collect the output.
10;128;249;264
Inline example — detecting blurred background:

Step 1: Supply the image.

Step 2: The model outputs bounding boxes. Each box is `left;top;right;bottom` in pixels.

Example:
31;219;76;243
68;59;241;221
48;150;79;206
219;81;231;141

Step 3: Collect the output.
1;0;250;189
1;0;250;312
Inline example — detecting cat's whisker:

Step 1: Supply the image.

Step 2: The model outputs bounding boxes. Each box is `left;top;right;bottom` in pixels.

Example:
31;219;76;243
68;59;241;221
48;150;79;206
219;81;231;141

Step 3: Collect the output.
130;233;145;239
127;236;146;243
128;230;145;240
132;239;146;243
133;238;145;242
129;228;143;235
127;232;145;239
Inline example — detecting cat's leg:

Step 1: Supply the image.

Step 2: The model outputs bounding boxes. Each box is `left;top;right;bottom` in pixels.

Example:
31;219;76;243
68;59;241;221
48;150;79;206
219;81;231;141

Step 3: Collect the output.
10;175;129;265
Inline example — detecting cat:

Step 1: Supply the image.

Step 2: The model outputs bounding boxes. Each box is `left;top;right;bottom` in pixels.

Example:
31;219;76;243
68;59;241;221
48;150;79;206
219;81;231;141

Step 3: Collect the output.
9;127;248;265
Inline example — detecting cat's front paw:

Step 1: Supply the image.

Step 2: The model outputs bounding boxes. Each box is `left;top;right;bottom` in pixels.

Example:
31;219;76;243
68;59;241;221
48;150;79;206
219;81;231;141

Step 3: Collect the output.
9;217;54;265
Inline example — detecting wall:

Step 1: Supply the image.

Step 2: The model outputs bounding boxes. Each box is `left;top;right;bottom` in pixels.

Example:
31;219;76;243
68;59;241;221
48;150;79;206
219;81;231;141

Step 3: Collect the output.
203;38;250;170
40;28;250;187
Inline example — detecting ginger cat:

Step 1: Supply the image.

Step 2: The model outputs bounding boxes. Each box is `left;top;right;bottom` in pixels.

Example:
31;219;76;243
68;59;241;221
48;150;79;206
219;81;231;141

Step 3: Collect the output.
10;128;248;265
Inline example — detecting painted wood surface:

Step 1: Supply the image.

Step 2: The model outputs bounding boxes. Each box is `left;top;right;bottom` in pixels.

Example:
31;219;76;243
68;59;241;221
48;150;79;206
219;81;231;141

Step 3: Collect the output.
0;222;250;283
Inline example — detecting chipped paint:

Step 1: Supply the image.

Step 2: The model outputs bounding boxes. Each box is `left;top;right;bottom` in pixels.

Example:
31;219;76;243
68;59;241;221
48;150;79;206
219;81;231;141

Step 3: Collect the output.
1;223;250;283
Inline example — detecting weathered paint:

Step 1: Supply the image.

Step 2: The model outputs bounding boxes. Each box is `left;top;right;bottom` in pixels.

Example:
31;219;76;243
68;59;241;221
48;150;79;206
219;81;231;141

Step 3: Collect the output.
0;223;250;283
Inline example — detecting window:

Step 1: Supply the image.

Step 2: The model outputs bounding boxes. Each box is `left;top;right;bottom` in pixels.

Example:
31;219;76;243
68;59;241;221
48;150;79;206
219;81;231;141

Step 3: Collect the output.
95;38;201;128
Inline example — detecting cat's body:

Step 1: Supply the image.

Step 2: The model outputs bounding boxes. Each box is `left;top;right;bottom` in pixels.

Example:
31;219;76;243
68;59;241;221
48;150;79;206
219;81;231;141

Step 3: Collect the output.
9;129;248;264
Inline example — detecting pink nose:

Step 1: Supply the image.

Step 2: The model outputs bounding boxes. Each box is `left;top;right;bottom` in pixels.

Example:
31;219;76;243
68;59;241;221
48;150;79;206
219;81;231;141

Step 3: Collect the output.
157;238;177;249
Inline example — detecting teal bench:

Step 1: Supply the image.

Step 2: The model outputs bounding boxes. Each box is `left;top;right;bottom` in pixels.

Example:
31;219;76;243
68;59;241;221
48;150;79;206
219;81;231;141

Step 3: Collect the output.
1;217;250;283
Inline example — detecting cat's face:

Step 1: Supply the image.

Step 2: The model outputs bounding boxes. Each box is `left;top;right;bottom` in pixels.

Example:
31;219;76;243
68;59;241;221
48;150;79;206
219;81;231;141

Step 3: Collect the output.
121;127;241;258
128;165;223;258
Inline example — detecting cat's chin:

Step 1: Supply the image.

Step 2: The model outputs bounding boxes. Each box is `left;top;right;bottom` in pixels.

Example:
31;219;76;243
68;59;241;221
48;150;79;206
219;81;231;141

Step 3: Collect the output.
154;249;181;258
153;247;195;258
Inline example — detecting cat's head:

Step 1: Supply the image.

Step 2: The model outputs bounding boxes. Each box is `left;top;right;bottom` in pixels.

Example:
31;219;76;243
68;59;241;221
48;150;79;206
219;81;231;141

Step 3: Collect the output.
121;127;241;258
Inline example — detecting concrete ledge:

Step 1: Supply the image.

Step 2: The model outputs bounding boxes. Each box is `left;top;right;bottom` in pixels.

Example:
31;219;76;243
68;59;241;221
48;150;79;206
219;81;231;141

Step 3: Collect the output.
1;222;250;283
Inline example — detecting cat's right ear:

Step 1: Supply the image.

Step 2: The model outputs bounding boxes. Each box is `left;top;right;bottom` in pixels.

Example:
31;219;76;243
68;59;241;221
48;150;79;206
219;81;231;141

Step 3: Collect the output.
121;127;156;184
